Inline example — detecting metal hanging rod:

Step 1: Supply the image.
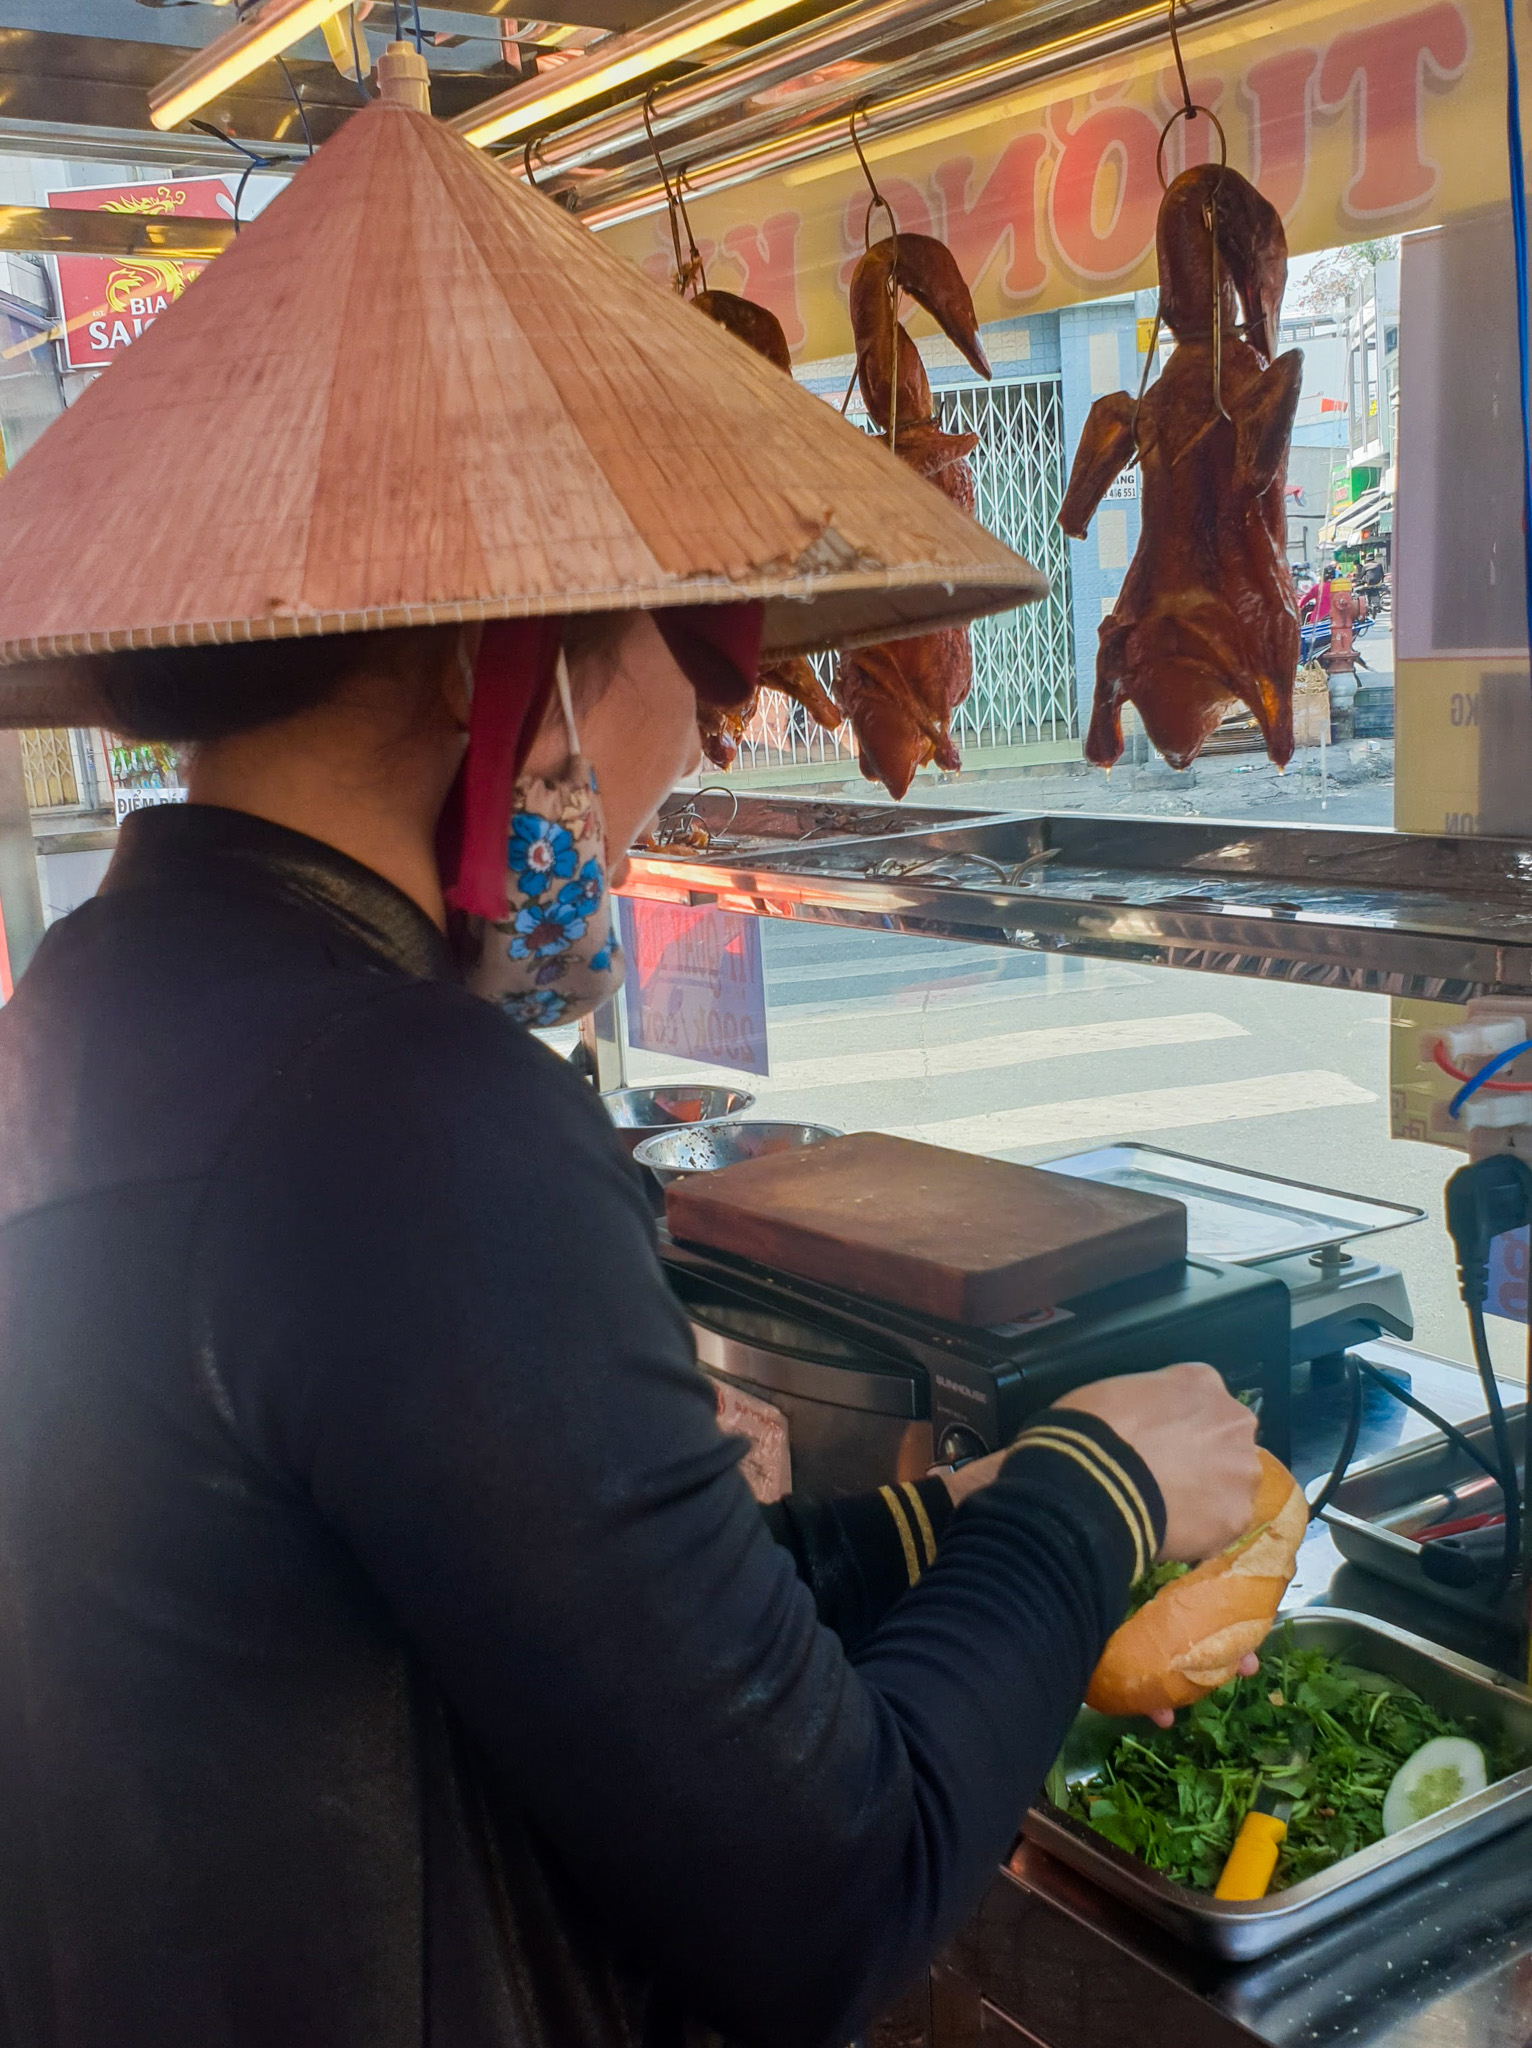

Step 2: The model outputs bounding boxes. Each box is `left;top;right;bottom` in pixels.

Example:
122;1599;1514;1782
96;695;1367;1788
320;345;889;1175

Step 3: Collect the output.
573;0;1265;224
519;0;979;181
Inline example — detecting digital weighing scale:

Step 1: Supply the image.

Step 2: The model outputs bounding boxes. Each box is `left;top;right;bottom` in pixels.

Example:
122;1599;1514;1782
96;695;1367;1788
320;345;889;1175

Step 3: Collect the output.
1042;1144;1423;1375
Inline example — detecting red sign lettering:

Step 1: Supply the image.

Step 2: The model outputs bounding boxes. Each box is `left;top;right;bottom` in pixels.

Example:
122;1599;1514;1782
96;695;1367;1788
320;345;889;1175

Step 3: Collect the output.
1046;95;1164;281
1241;48;1321;218
720;212;806;348
930;136;1048;301
1316;2;1471;217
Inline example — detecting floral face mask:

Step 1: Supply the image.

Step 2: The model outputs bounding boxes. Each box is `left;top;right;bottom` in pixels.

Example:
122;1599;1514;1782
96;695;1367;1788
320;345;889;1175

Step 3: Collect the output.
462;656;626;1029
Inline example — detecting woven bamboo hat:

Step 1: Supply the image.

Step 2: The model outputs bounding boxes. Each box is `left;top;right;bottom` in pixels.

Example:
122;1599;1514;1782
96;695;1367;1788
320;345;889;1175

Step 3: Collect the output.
0;56;1045;728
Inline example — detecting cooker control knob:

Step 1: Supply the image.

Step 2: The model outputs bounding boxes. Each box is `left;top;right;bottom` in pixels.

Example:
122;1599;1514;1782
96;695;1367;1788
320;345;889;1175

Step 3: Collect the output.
937;1424;988;1464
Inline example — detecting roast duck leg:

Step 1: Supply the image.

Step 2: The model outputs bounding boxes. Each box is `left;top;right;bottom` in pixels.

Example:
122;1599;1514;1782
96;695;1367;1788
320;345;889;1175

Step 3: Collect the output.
688;291;845;769
834;236;993;799
1060;166;1303;771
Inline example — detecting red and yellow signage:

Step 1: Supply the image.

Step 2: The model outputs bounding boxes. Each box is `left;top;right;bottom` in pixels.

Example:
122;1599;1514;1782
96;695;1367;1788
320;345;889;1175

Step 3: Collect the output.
47;177;231;373
603;0;1504;358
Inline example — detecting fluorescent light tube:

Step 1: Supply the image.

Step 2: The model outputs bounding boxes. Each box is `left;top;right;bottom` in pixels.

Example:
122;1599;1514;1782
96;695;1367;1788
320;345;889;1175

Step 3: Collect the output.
452;0;807;149
150;0;354;132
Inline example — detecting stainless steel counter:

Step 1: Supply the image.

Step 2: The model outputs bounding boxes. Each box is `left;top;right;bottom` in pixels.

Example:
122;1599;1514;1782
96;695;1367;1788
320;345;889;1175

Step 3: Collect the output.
627;806;1532;1000
913;1340;1532;2048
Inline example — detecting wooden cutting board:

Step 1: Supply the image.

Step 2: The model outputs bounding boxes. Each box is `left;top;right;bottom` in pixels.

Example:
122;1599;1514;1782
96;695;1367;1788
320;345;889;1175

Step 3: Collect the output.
665;1132;1187;1327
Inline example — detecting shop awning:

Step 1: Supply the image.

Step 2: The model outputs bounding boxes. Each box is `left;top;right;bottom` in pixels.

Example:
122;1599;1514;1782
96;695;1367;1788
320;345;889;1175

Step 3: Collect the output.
1323;488;1393;546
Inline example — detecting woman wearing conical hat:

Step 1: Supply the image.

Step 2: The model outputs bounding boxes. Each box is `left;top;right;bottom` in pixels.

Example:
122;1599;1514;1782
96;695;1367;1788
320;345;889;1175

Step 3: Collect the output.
0;53;1259;2048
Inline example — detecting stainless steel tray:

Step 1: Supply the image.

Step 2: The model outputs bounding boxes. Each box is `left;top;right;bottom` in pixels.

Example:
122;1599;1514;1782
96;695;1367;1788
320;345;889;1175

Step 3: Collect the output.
1039;1143;1425;1263
629;809;1532;998
1324;1407;1525;1624
639;790;987;864
1023;1609;1532;1959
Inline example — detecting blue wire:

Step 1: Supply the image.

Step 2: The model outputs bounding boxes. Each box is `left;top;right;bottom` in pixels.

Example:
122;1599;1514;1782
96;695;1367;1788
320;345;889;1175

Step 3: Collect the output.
1504;0;1532;654
1449;1039;1532;1116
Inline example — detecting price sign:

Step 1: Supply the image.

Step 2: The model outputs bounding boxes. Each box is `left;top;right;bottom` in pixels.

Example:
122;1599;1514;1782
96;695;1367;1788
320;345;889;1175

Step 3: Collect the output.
618;899;768;1077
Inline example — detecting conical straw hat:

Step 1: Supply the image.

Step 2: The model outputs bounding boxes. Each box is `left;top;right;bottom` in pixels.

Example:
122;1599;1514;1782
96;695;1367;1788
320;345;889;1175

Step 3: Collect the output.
0;91;1045;726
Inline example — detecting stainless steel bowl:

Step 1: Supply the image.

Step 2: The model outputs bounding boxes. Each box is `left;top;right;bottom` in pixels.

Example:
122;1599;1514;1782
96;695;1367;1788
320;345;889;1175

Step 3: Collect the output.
633;1120;843;1187
600;1085;756;1157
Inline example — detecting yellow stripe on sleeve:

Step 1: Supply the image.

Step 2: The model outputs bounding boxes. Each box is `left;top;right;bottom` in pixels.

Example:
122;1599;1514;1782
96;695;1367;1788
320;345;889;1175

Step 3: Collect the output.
1025;1424;1157;1564
1011;1430;1149;1580
1035;1425;1157;1563
878;1484;923;1587
900;1481;938;1568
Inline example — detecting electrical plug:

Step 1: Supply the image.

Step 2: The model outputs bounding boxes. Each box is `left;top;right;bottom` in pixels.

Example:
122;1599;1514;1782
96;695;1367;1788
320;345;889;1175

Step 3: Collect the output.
1445;1154;1532;1305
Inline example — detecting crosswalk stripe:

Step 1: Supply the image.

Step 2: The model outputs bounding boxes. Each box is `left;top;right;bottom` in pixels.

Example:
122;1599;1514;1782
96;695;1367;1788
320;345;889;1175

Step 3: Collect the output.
884;1070;1376;1153
764;1012;1246;1091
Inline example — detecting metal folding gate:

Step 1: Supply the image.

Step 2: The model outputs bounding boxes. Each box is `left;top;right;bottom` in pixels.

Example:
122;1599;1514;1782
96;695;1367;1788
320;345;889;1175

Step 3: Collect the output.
941;377;1077;750
725;373;1077;776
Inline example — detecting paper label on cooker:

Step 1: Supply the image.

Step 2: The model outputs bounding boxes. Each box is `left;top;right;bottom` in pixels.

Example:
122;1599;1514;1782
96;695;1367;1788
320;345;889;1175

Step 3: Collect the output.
713;1380;792;1502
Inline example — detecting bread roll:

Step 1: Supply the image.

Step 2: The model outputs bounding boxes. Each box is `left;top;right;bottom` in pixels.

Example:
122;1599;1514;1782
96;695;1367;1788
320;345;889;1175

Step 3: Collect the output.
1086;1449;1307;1717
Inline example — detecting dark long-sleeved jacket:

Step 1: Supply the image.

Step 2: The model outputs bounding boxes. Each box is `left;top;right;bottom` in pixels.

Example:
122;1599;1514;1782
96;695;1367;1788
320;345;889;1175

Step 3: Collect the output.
0;802;1163;2048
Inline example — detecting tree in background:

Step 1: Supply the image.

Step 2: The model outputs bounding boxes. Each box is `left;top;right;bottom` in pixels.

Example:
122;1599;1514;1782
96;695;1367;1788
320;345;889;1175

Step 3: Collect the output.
1291;240;1400;315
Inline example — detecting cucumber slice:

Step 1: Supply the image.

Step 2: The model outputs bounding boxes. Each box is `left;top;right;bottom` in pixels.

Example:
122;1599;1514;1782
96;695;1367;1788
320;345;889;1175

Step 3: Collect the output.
1381;1736;1488;1836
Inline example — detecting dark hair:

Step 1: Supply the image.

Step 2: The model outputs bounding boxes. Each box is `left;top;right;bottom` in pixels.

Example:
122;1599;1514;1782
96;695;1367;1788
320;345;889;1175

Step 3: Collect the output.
93;625;458;743
94;615;635;743
561;610;630;711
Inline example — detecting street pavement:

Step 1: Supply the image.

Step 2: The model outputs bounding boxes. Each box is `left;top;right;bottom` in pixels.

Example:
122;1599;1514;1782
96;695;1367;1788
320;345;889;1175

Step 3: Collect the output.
918;737;1395;830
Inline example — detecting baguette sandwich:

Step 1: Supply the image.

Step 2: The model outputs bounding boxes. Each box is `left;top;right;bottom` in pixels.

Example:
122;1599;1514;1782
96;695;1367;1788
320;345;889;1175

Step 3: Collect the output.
1086;1449;1307;1718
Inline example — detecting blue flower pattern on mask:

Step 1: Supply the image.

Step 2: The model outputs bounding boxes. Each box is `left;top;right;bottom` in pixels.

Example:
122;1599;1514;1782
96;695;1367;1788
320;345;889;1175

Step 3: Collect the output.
502;987;567;1029
507;893;589;961
558;859;604;916
507;813;577;900
472;761;623;1029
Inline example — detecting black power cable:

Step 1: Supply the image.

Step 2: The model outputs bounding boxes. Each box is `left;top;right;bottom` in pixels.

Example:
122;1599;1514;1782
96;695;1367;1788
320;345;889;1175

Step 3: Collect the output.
275;54;315;155
1306;1156;1532;1608
1444;1155;1532;1595
1307;1350;1363;1518
1355;1357;1505;1488
187;121;280;232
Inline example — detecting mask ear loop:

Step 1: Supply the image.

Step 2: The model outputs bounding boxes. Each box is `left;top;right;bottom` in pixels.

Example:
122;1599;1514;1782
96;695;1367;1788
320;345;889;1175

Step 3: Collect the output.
555;648;581;760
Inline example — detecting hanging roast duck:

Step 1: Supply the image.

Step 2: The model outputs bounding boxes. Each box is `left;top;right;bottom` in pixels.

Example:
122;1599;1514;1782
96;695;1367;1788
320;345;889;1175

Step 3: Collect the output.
1059;165;1303;770
834;235;992;799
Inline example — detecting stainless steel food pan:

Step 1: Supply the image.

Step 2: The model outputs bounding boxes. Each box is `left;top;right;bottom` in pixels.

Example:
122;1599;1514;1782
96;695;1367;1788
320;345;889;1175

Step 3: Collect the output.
1023;1608;1532;1959
1323;1406;1524;1623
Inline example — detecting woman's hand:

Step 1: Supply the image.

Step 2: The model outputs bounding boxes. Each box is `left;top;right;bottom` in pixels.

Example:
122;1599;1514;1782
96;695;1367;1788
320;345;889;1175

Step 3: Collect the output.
930;1448;1010;1508
1057;1364;1262;1563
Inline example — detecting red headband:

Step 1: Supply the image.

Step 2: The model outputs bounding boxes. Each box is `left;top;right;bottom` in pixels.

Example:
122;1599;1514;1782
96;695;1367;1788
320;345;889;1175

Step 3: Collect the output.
440;602;764;922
